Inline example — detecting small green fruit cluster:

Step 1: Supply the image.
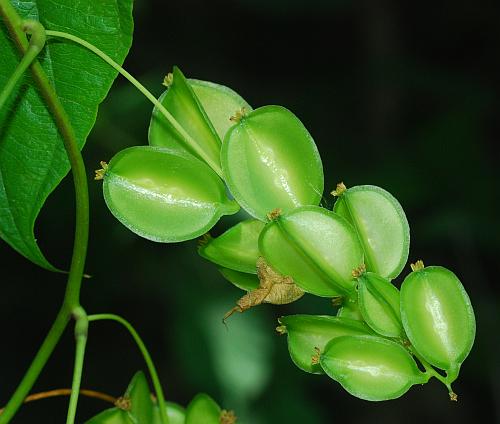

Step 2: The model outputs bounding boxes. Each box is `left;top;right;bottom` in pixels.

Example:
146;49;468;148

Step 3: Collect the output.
85;371;235;424
99;67;475;402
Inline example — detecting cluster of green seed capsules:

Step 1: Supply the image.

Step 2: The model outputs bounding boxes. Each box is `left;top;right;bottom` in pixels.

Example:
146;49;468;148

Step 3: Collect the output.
97;66;476;402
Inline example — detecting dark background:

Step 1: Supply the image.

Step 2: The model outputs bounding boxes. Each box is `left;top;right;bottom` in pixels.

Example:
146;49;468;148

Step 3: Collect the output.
1;0;499;422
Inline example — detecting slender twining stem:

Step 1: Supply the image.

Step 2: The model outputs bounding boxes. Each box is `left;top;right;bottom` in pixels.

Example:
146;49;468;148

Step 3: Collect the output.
0;3;89;422
66;308;88;424
88;314;169;424
0;20;45;110
44;29;224;178
0;389;117;414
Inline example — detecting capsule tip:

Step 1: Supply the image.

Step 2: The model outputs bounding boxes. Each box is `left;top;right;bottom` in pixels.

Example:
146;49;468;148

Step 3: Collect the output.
162;72;173;87
410;260;425;272
331;182;347;197
230;107;247;123
267;208;282;221
220;410;237;424
276;325;287;335
449;391;458;402
352;263;366;278
311;347;321;365
94;161;108;181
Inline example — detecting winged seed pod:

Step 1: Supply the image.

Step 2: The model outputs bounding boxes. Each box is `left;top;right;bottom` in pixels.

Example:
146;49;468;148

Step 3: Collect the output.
277;314;373;374
198;219;265;274
259;206;364;297
320;335;427;401
332;184;410;279
357;272;404;338
101;146;239;242
221;105;324;221
400;261;476;382
149;67;251;173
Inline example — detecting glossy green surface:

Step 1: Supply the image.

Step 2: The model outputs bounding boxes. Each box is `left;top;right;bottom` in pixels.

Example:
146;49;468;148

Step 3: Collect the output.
221;105;324;220
358;272;403;337
320;335;425;401
198;219;264;273
185;393;221;424
337;300;363;321
218;267;260;291
85;371;154;424
259;206;364;297
400;266;475;374
124;371;153;424
85;408;131;424
148;67;222;169
279;315;373;374
152;402;186;424
103;146;238;242
334;185;409;279
189;78;252;141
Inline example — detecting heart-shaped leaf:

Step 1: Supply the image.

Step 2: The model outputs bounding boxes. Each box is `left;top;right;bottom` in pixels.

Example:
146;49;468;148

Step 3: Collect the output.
0;0;134;270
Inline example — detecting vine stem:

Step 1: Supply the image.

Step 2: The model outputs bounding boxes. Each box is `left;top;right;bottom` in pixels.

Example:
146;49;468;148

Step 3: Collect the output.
0;389;117;414
88;314;169;424
44;29;224;179
0;2;89;422
66;308;88;424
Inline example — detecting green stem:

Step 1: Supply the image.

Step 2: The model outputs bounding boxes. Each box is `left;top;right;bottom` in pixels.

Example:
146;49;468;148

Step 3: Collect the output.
44;29;223;179
66;308;88;424
0;4;89;422
88;314;169;424
411;348;456;398
0;20;45;110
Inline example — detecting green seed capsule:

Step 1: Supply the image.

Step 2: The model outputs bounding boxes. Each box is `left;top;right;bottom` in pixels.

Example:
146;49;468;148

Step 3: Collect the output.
148;67;224;173
320;335;426;401
152;402;186;424
221;105;324;220
259;206;364;297
336;299;364;321
218;267;260;291
84;408;131;424
400;263;476;379
277;315;373;374
185;393;222;424
333;184;409;279
357;272;404;338
189;78;252;141
198;219;265;273
102;146;239;242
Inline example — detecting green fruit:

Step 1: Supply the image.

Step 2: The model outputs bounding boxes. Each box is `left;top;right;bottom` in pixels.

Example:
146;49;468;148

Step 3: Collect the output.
259;206;364;297
221;105;324;220
277;315;373;374
148;67;223;173
336;299;363;321
153;402;186;424
218;267;260;291
185;393;221;424
400;263;475;380
320;335;426;401
333;184;409;279
85;408;131;424
357;272;403;338
198;219;264;273
124;371;154;423
189;78;252;141
102;146;238;242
